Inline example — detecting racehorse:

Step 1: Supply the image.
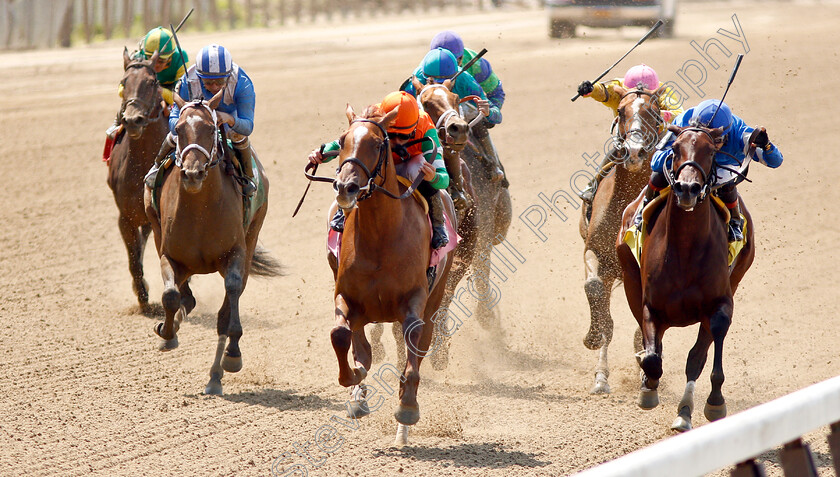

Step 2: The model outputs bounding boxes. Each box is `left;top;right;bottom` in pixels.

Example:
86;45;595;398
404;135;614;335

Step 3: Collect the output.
579;86;663;394
144;90;281;396
616;124;755;431
326;103;456;446
107;49;167;309
370;78;478;371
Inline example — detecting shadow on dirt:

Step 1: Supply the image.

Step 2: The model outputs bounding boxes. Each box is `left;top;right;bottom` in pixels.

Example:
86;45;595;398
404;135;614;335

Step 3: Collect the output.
374;442;550;469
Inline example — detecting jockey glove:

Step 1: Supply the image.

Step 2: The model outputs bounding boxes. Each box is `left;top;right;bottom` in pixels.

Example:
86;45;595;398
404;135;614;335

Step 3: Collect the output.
750;127;769;149
578;81;594;97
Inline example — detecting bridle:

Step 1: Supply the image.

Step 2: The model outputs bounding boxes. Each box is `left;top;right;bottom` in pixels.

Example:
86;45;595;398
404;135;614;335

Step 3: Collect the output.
613;89;664;155
665;127;717;202
418;84;475;151
119;61;163;124
302;119;424;203
174;100;223;170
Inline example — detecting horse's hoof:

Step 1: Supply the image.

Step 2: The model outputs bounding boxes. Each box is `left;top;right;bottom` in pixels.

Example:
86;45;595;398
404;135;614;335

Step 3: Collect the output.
638;389;659;410
704;401;727;421
159;336;179;351
394;424;409;447
347;400;370;419
221;354;242;373
394;404;420;425
354;365;367;382
204;380;223;396
671;415;692;432
590;376;611;395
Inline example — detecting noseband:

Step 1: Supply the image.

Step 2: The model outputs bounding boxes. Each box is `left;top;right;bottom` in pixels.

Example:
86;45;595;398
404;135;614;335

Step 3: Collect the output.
120;62;162;123
334;119;391;201
174;101;223;170
614;89;663;153
665;127;716;202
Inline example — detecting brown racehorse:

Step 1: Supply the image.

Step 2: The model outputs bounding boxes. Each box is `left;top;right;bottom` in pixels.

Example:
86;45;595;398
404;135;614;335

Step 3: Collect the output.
616;124;755;431
369;79;478;371
327;104;456;446
107;49;167;309
144;90;281;395
579;86;664;394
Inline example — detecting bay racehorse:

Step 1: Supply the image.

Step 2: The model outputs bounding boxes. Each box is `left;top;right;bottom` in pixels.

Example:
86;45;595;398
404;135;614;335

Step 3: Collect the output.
579;85;664;394
326;103;456;446
144;90;281;395
107;49;167;309
370;78;478;371
616;124;755;431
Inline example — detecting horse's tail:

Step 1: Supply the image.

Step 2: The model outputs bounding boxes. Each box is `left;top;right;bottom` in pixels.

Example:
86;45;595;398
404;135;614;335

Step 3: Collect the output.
250;245;284;278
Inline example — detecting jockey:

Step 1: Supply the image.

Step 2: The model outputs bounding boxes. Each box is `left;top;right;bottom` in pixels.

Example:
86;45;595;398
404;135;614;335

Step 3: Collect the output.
145;44;256;196
640;99;783;242
575;64;684;204
103;26;189;161
308;91;451;249
404;47;506;187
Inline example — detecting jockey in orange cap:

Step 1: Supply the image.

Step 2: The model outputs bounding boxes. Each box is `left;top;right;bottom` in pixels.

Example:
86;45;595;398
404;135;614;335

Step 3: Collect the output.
575;64;684;204
308;91;450;249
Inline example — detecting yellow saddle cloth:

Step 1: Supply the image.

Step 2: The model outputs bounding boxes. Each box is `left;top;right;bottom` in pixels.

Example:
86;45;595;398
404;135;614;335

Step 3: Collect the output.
623;188;748;267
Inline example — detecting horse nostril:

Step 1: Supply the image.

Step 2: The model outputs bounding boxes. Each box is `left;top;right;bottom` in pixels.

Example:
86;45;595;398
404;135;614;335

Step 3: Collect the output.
690;183;701;196
345;183;360;196
674;182;684;194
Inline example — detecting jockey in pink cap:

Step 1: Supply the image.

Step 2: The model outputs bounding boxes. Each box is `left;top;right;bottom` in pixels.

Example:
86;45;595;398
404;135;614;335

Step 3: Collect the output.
574;64;685;204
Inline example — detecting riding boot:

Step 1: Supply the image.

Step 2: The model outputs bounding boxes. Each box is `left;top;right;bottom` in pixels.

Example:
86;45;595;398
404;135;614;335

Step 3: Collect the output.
578;153;616;203
144;133;176;188
443;150;468;211
727;202;744;242
473;124;505;185
330;209;346;233
633;185;660;227
232;137;257;197
427;192;449;249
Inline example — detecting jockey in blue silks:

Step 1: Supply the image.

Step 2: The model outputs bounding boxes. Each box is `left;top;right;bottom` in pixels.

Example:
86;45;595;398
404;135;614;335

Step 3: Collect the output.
146;44;256;196
641;99;783;241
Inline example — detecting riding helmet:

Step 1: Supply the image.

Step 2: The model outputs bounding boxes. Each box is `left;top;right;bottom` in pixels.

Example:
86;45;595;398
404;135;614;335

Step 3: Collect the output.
196;44;233;79
430;30;464;60
380;91;419;133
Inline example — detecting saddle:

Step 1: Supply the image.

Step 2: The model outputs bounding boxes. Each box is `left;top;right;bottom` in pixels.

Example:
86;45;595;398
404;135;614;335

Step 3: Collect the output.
622;187;748;268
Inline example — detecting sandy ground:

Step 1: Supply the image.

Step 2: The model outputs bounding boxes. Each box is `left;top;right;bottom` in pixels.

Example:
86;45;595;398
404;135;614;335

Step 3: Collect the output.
1;2;839;476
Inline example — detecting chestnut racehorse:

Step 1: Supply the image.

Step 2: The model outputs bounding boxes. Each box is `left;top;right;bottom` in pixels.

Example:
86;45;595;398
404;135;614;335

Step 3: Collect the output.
579;86;664;394
616;124;755;431
370;79;477;371
327;104;455;446
107;49;167;309
144;90;281;395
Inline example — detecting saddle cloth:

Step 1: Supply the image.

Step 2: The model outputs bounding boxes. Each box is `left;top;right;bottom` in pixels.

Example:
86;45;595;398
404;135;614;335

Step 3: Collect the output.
623;187;748;268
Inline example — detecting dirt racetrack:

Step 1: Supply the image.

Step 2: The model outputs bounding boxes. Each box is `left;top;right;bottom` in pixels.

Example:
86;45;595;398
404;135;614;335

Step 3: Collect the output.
2;2;839;475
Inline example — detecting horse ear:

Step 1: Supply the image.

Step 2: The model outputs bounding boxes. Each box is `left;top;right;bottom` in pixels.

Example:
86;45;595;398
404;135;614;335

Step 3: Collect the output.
710;127;725;138
345;103;356;124
411;75;424;93
208;88;225;110
173;92;187;109
442;79;454;91
149;49;160;66
613;85;627;97
123;47;131;70
668;124;683;135
380;105;399;130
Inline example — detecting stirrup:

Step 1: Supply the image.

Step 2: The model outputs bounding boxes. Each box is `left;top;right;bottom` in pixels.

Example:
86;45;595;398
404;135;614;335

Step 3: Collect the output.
431;226;449;249
727;217;744;242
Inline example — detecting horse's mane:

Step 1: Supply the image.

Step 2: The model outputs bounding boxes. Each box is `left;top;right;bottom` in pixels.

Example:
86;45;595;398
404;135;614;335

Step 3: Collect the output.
360;105;384;121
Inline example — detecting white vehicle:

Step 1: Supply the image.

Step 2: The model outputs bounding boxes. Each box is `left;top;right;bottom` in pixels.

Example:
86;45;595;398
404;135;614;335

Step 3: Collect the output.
546;0;676;39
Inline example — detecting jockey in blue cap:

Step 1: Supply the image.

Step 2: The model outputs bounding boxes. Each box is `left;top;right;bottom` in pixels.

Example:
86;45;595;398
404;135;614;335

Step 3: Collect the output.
403;47;507;191
145;44;257;196
640;99;783;241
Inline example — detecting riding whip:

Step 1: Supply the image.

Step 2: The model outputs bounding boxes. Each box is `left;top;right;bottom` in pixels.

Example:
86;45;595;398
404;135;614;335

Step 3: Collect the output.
157;8;194;53
706;54;744;128
571;19;664;102
450;48;488;84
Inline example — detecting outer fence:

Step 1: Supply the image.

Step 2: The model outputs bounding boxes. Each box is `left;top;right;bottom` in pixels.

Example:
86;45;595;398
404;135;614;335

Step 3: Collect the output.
0;0;527;51
573;375;840;477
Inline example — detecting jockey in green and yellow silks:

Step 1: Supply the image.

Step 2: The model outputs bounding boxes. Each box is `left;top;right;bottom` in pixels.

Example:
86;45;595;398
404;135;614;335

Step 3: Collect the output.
103;27;189;162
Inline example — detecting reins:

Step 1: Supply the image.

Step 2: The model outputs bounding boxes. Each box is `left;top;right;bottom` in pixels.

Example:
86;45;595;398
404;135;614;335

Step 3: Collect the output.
174;100;223;170
292;118;424;217
120;61;163;123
